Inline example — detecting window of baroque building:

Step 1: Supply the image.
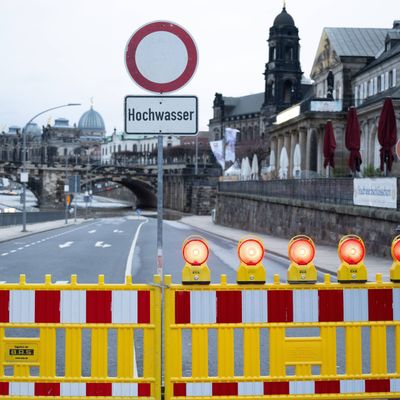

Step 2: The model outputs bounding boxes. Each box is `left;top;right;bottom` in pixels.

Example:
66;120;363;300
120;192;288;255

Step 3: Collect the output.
285;47;293;61
389;70;393;87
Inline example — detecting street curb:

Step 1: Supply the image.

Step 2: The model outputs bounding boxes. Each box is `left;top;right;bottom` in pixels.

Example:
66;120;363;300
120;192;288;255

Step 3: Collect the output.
0;219;93;244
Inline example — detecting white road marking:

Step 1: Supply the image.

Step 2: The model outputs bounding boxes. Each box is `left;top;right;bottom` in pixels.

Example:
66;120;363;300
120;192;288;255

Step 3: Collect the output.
113;229;124;233
125;217;149;277
18;247;23;250
123;217;149;380
59;241;74;248
24;245;30;248
1;253;8;256
88;230;96;234
95;241;112;248
10;250;16;253
0;281;6;284
55;280;69;284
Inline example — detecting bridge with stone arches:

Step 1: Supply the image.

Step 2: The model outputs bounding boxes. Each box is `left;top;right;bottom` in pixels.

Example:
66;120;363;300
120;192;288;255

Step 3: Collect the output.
0;162;219;214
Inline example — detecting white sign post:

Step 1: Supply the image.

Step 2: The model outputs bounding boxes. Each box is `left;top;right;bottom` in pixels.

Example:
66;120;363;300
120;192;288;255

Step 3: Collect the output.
124;21;198;279
125;95;197;135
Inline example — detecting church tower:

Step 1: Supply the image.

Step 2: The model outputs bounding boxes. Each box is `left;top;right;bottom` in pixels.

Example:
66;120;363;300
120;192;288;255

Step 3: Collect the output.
263;6;303;115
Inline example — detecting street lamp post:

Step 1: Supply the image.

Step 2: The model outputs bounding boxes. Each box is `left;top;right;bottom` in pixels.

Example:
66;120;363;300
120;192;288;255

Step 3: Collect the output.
21;103;81;232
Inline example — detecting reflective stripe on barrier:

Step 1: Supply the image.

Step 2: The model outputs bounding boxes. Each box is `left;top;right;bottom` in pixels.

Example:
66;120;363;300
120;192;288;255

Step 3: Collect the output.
0;382;151;396
163;274;400;400
0;289;151;323
0;274;161;400
174;287;398;323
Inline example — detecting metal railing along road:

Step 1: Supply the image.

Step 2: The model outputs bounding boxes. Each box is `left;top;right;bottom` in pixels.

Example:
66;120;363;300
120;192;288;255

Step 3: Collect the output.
0;211;65;227
219;178;400;209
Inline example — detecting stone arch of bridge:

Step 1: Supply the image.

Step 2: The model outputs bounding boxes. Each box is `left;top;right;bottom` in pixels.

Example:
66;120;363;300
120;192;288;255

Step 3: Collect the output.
0;172;41;206
85;177;157;209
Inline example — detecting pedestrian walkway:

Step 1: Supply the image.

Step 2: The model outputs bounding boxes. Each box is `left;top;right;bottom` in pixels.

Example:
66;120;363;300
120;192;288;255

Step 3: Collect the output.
180;215;392;281
0;219;87;243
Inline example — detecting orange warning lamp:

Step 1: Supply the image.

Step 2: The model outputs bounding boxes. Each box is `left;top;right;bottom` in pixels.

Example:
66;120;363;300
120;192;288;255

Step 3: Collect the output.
287;235;317;283
337;235;367;283
390;235;400;282
236;237;266;284
182;236;211;284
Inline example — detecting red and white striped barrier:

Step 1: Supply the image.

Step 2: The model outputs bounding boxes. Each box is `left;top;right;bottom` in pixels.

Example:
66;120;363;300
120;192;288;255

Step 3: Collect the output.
173;379;400;396
174;288;399;324
0;382;151;397
0;290;150;324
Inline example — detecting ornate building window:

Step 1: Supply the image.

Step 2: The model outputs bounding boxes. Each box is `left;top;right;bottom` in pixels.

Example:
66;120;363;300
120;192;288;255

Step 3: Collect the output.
270;47;276;61
285;46;294;61
283;80;293;103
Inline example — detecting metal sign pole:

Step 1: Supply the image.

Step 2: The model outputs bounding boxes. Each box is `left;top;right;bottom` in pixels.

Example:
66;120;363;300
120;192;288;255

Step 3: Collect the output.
157;134;163;278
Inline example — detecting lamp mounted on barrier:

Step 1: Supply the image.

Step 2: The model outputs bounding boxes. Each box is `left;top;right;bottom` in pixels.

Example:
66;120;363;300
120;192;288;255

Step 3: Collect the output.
287;235;317;284
390;235;400;282
236;236;266;284
337;234;367;283
181;235;211;284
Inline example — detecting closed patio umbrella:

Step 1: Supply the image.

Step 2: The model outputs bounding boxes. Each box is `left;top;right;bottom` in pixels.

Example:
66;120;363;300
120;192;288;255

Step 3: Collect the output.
323;120;336;169
251;154;259;180
345;107;362;173
378;97;397;174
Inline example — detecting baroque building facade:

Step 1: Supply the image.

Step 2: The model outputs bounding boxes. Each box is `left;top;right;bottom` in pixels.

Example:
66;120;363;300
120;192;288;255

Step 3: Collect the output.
0;106;106;166
269;22;400;178
209;8;400;178
209;6;312;153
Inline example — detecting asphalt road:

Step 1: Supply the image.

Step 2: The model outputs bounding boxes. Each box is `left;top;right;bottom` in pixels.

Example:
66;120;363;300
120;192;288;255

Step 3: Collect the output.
0;216;292;284
1;216;392;381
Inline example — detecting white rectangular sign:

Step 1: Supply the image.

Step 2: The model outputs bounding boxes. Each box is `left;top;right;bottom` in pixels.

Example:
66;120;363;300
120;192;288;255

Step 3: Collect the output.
353;178;397;209
310;100;343;112
20;172;28;183
124;95;198;135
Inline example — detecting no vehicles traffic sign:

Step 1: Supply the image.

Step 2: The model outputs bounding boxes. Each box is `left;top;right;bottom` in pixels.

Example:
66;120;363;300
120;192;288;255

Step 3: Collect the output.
125;21;198;93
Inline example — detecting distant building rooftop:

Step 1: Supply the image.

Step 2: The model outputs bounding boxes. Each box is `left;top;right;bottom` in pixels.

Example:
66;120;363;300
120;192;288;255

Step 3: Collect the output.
223;93;265;117
324;27;389;57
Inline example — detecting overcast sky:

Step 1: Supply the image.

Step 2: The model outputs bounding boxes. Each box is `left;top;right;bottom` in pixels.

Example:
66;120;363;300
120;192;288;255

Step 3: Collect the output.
0;0;398;134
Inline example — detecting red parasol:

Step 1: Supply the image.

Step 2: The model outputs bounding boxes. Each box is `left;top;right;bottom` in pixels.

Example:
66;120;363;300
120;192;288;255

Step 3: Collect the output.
323;120;336;168
378;97;397;173
345;107;362;172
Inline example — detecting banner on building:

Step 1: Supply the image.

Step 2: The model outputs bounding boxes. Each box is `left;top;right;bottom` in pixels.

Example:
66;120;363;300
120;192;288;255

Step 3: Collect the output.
210;140;225;170
224;127;239;163
353;178;397;209
310;100;343;112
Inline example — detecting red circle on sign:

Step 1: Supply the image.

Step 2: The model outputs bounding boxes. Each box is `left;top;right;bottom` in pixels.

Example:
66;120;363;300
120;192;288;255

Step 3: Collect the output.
125;21;198;93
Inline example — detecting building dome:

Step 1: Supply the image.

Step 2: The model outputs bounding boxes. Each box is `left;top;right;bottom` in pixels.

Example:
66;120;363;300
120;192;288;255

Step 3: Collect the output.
25;122;42;136
273;7;295;27
78;106;105;133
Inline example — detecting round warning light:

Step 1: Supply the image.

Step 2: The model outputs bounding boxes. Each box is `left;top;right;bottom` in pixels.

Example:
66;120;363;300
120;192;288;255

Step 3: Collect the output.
338;235;365;265
288;236;315;265
392;236;400;262
182;236;209;266
238;238;265;265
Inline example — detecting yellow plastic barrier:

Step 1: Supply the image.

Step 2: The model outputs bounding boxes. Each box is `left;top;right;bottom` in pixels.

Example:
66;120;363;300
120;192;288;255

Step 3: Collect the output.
0;274;161;399
164;273;400;400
